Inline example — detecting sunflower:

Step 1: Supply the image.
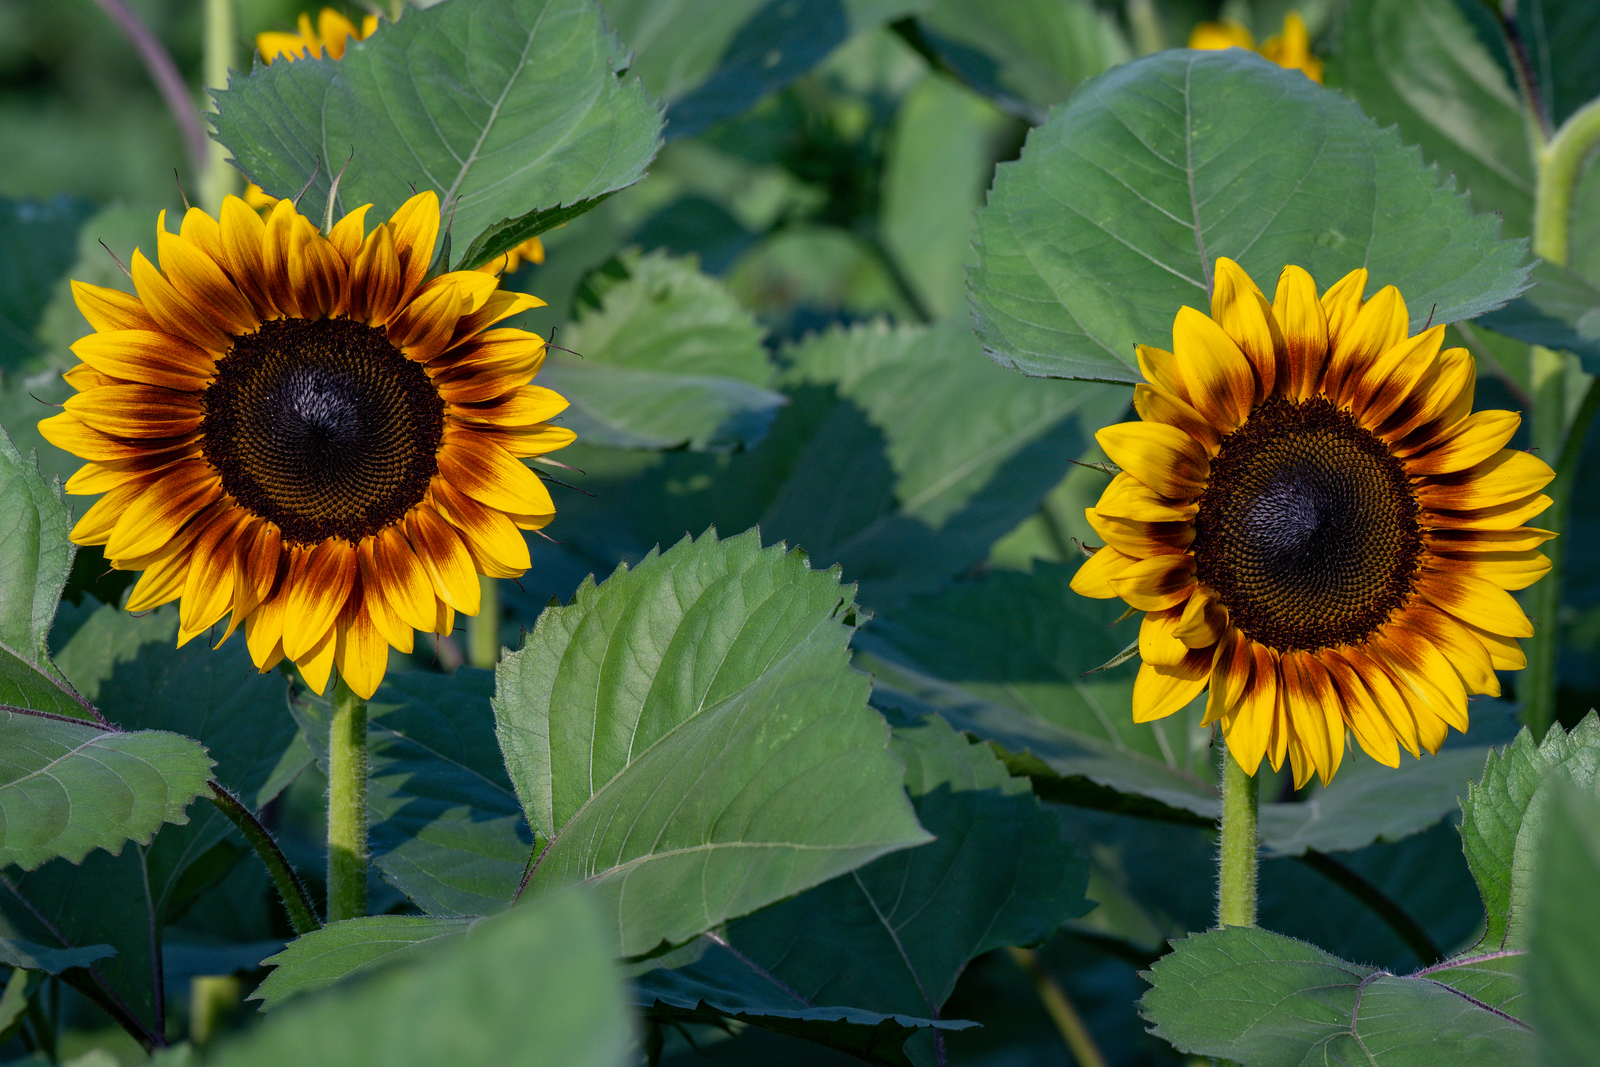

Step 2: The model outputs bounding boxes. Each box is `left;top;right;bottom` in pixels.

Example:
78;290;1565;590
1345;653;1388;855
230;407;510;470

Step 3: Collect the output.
257;7;378;65
1071;258;1553;787
39;191;573;699
476;237;546;277
1189;12;1323;83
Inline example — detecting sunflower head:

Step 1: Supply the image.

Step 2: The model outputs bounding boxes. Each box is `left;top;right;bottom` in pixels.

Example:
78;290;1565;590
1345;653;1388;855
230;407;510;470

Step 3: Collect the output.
1188;12;1323;84
258;8;379;65
1071;258;1553;786
40;191;573;699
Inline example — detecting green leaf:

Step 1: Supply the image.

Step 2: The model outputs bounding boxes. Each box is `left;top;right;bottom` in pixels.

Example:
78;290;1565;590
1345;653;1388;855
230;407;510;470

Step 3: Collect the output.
1142;926;1534;1065
970;49;1531;382
639;711;1085;1063
0;937;114;975
901;0;1129;122
1515;0;1600;128
636;953;967;1067
0;424;88;721
540;249;782;451
1331;0;1534;238
0;196;96;371
287;669;530;917
0;603;300;1039
1477;259;1600;371
212;0;663;270
1460;712;1600;951
1530;784;1600;1067
251;916;474;1011
0;710;211;870
852;562;1217;820
494;527;931;958
211;892;630;1067
606;0;916;139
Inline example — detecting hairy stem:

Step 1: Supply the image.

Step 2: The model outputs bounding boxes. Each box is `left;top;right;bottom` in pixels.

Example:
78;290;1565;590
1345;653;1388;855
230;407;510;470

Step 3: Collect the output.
1006;947;1110;1067
198;0;237;213
1216;744;1259;928
1521;95;1600;738
468;575;501;669
326;675;369;922
207;784;320;935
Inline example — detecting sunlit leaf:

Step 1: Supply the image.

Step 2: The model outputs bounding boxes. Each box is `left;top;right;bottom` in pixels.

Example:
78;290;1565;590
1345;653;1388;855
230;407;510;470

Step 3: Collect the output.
495;527;930;958
0;424;87;720
540;249;782;451
1142;926;1534;1065
1333;0;1534;237
638;712;1086;1064
213;0;663;269
970;49;1531;382
212;892;629;1067
1460;712;1600;951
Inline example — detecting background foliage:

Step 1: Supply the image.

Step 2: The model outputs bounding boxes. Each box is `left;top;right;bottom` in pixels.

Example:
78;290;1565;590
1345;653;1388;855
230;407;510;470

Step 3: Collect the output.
2;0;1599;1063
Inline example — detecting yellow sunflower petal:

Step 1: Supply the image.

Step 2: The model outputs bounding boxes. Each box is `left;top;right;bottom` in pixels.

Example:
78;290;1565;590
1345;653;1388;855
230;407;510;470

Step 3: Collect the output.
1132;382;1219;454
407;506;481;615
1210;258;1281;399
1094;471;1199;523
296;623;338;696
387;191;442;305
1069;546;1138;598
364;528;439;633
1414;567;1534;638
1221;643;1278;776
71;330;214;392
1405;410;1521;477
1347;324;1444;428
1131;645;1213;722
436;437;555;518
130;248;231;352
1173;585;1227;648
1085;509;1193;558
1416;449;1554;512
1324;284;1407;403
72;280;161;334
348;223;405;326
430;478;532;578
155;214;259;336
334;604;389;700
282;539;357;662
1136;344;1189;403
105;464;221;559
1095;422;1208;500
1272;265;1329;401
1138;606;1189;667
1108;553;1197;611
1171;305;1255;430
1318;267;1368;348
1320;650;1399;769
64;384;203;438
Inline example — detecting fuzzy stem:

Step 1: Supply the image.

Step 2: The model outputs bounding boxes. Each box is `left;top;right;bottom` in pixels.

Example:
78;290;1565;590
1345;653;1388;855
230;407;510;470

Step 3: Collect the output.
1005;947;1109;1067
326;675;369;922
468;575;500;669
198;0;236;214
1216;744;1259;928
1520;96;1600;739
207;784;320;936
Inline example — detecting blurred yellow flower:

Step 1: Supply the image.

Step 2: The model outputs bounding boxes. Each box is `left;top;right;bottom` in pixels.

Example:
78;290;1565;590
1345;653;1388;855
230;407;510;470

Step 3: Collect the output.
1188;12;1323;84
258;8;379;65
476;237;547;276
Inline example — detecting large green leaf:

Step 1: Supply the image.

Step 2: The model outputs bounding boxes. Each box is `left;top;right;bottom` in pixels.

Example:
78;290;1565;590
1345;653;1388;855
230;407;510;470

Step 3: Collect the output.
494;527;930;958
212;0;663;270
0;710;211;871
1142;926;1534;1065
1529;784;1600;1067
287;669;529;917
0;937;114;975
1460;712;1600;951
969;49;1531;382
0;196;96;371
1332;0;1534;237
250;916;474;1011
604;0;916;139
0;603;300;1040
638;711;1086;1064
539;249;783;451
211;891;630;1067
0;425;88;721
898;0;1129;123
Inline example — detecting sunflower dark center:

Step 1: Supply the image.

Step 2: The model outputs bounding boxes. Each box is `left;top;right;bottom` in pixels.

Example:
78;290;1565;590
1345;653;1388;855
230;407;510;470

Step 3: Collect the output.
201;317;443;545
1191;396;1422;652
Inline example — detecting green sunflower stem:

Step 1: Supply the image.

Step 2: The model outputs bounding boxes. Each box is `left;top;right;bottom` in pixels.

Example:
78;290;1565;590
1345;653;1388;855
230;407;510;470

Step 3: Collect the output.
1216;744;1259;928
198;0;236;214
468;575;501;669
1521;93;1600;739
326;674;369;923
